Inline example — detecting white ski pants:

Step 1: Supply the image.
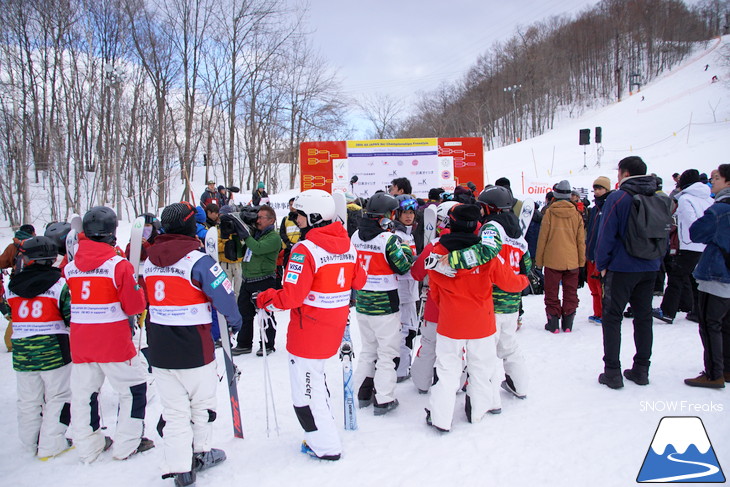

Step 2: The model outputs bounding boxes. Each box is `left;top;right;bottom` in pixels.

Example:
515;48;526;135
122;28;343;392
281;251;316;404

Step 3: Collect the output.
354;312;401;405
289;354;341;457
71;358;148;462
153;362;217;474
411;320;438;392
397;300;418;378
491;312;528;408
16;364;71;458
429;333;497;431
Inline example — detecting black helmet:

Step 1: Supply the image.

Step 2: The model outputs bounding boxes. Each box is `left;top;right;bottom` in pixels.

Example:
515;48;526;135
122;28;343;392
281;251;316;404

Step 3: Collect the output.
83;206;118;243
19;236;58;264
141;212;161;231
478;186;513;211
365;193;398;217
44;222;72;255
395;194;418;214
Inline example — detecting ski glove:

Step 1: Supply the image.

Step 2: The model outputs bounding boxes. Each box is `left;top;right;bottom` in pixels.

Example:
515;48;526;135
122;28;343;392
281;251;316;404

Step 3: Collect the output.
255;290;283;313
220;213;251;240
424;254;457;278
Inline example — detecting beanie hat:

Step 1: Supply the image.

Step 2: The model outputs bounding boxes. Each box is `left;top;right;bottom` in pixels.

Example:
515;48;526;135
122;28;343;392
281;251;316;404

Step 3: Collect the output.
161;202;197;236
257;181;265;189
678;169;700;190
553;180;572;200
449;203;481;233
593;176;611;191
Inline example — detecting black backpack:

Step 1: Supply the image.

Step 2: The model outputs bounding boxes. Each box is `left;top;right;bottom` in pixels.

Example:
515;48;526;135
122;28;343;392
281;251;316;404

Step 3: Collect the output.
622;189;672;260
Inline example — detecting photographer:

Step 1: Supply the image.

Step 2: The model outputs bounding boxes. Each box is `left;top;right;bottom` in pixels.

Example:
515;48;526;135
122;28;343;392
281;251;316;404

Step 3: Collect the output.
222;205;282;356
218;205;243;300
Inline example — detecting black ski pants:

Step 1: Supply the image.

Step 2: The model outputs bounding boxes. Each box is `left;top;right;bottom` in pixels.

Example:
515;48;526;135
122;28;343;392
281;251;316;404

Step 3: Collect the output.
602;270;656;372
660;250;701;318
697;290;730;381
236;276;278;350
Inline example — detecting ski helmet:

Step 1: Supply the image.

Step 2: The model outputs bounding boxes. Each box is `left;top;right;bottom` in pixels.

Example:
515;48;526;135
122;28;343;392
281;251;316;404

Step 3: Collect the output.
44;222;71;255
365;193;398;218
395;194;418;214
478;186;513;212
292;189;336;227
436;201;460;224
83;206;118;243
19;236;58;265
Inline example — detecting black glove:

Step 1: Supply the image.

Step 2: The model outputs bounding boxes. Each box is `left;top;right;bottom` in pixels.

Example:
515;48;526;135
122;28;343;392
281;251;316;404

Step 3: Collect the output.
578;266;587;289
221;213;250;240
250;291;260;306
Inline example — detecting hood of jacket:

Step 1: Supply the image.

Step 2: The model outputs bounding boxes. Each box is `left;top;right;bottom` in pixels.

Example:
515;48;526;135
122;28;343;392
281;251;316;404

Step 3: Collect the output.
547;200;580;218
73;238;119;272
195;206;207;224
356;216;387;241
439;231;480;252
484;211;521;238
677;181;712;200
393;220;415;235
147;234;203;267
306;222;352;254
619;175;658;196
8;265;62;298
715;187;730;203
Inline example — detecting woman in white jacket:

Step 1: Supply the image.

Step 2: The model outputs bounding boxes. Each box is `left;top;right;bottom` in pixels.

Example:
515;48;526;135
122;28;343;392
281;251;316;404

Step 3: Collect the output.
654;170;713;324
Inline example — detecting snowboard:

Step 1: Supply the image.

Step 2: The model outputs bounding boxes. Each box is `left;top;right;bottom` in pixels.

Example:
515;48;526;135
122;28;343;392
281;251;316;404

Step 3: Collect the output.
339;320;357;430
65;214;82;262
128;216;146;279
518;198;535;236
423;205;437;244
204;226;244;439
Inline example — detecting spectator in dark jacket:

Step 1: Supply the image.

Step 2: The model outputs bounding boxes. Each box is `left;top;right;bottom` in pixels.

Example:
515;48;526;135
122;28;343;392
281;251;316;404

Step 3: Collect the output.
684;164;730;388
199;180;220;208
595;156;662;389
251;182;269;206
217;186;231;207
585;176;612;324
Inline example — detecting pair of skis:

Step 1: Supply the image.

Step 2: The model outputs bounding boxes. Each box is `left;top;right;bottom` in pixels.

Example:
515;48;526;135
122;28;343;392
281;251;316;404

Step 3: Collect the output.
65;214;83;262
334;191;357;431
205;226;244;439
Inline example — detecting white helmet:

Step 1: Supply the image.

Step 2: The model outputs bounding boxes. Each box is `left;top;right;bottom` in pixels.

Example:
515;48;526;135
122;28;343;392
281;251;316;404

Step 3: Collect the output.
436;201;460;223
293;189;336;227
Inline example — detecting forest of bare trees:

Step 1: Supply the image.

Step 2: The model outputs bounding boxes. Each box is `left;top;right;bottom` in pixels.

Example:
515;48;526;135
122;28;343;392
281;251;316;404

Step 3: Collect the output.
0;0;349;226
1;0;728;226
398;0;729;148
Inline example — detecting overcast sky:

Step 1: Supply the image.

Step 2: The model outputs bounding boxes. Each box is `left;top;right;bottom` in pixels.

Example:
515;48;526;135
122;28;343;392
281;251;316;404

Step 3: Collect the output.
291;0;604;135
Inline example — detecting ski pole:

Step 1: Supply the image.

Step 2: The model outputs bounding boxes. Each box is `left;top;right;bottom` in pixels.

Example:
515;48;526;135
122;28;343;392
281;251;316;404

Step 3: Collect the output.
258;308;279;437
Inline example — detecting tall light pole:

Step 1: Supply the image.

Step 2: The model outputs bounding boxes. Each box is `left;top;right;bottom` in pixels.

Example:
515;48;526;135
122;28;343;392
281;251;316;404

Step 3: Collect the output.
503;84;521;143
105;64;123;218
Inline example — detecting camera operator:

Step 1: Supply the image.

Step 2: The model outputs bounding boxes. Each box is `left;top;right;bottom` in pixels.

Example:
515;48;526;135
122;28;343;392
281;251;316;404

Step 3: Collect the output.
218;205;244;300
221;205;282;356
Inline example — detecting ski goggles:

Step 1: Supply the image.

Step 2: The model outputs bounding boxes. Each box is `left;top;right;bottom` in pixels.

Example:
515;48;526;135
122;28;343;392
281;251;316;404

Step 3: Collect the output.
398;198;418;211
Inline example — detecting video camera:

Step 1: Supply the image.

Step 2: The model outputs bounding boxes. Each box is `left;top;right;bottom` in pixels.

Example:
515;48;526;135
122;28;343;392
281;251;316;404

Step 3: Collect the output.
220;204;260;238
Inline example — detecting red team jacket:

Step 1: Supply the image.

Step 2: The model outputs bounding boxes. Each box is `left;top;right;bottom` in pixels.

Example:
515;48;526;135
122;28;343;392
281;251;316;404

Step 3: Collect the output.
427;242;528;340
64;239;147;363
257;222;367;359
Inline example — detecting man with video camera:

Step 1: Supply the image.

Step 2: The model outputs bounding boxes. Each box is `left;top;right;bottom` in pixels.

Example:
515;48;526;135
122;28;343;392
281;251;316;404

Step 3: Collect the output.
220;205;282;356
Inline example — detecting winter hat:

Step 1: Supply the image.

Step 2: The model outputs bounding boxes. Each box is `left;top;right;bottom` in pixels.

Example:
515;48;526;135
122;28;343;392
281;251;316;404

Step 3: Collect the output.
257;181;265;189
207;180;215;185
161;202;197;236
552;180;572;200
344;192;356;204
217;185;225;191
593;176;611;191
449;203;481;233
678;169;700;190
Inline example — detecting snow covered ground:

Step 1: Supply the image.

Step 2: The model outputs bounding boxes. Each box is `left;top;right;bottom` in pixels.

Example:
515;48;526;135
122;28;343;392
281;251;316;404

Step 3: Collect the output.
1;37;729;487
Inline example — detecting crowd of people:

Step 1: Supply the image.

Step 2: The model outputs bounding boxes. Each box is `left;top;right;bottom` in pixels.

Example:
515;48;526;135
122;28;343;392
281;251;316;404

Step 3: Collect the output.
0;159;728;486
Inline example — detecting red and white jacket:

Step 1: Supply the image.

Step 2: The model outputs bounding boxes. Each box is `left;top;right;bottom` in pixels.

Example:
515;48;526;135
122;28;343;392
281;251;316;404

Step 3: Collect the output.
64;238;147;363
7;278;68;339
257;222;367;359
428;236;528;340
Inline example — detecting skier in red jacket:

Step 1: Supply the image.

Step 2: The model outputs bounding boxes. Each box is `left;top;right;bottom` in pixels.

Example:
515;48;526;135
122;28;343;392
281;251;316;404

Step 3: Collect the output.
256;190;366;461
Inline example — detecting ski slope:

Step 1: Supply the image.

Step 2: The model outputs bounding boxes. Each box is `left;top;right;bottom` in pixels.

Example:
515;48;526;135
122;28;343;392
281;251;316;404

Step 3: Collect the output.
0;38;729;487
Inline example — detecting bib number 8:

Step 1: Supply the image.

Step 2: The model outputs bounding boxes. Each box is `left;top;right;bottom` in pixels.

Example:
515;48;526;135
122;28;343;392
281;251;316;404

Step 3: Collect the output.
154;281;166;301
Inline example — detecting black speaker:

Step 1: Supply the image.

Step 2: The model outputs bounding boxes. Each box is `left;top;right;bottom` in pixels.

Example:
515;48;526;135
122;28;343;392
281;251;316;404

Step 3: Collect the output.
595;127;602;144
579;129;590;146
